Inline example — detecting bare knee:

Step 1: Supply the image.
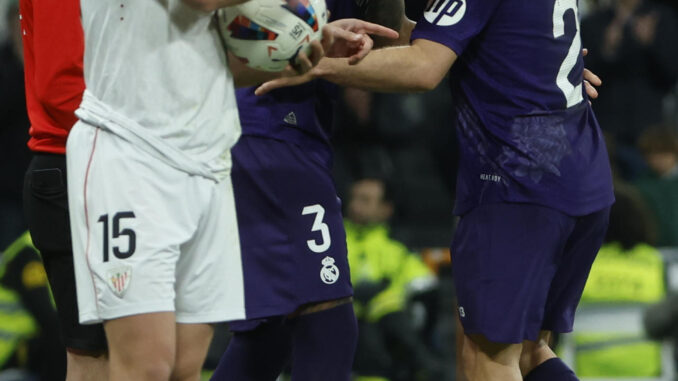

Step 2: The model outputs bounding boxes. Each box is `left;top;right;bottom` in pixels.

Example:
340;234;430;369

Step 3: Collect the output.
65;350;108;381
114;343;174;381
520;331;556;377
467;334;522;364
105;313;177;381
171;323;214;381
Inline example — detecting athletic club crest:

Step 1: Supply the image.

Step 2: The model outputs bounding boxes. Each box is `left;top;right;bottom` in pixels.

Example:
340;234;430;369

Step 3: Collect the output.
107;266;132;298
320;256;339;285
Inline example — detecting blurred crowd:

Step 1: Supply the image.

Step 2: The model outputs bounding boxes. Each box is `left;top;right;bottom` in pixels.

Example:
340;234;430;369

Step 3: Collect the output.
2;0;678;380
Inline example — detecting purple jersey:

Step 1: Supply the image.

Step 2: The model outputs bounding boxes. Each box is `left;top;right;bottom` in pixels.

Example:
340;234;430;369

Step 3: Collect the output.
235;0;359;150
412;0;614;216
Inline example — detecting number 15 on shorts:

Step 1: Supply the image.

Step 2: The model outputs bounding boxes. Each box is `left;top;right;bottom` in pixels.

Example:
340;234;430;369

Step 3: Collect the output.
97;211;137;262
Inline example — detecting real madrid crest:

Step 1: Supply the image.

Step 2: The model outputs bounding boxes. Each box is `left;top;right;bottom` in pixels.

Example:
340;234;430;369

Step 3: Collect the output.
320;256;339;285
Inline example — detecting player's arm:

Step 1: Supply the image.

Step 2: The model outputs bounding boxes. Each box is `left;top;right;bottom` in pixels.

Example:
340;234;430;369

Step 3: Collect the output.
182;0;250;12
230;19;399;87
257;38;457;94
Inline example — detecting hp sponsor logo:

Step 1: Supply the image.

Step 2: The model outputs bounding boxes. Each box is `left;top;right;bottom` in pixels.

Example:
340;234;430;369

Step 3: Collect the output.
424;0;466;26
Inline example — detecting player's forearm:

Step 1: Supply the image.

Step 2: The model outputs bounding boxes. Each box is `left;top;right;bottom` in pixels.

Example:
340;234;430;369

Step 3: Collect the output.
315;44;444;92
182;0;249;12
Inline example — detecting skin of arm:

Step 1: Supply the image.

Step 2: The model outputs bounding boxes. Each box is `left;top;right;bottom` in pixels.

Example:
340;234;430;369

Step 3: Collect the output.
301;38;457;93
182;0;250;12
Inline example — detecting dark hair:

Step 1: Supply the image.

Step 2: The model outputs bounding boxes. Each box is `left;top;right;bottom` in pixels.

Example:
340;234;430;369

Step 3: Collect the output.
605;182;657;250
353;176;394;203
638;125;678;156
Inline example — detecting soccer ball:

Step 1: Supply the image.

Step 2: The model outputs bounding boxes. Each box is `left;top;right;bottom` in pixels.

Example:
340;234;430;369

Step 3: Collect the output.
217;0;328;72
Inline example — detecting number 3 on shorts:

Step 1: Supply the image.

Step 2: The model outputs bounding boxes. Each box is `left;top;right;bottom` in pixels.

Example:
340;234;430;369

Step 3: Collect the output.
302;204;331;253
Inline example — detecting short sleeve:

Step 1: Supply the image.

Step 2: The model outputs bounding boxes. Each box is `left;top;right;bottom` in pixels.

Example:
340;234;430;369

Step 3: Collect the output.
411;0;501;55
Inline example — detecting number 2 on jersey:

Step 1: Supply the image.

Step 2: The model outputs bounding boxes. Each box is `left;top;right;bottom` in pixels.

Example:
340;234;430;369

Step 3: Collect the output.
553;0;583;108
302;204;331;253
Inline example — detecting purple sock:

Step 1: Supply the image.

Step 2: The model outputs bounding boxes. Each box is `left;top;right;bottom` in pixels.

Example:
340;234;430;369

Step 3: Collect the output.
524;358;579;381
210;318;292;381
290;302;358;381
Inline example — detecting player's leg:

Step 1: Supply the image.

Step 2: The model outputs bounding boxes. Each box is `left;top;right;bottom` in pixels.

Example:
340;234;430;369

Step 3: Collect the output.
290;299;358;381
460;334;523;380
520;330;577;380
176;168;247;380
66;123;216;381
210;319;293;381
104;312;176;380
65;351;108;381
23;152;108;381
172;323;215;381
451;203;576;381
523;207;611;380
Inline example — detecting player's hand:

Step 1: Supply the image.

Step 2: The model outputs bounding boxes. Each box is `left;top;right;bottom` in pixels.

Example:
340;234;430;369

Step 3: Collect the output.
322;19;399;64
582;49;602;102
287;40;325;75
255;66;318;95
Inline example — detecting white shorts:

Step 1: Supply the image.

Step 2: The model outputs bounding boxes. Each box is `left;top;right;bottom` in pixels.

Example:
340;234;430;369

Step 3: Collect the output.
66;121;245;324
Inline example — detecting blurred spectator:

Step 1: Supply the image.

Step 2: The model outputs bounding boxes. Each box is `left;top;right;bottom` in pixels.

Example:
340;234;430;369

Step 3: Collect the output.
344;177;446;381
574;183;665;378
633;126;678;246
333;82;457;248
0;0;30;249
0;232;66;380
581;0;678;150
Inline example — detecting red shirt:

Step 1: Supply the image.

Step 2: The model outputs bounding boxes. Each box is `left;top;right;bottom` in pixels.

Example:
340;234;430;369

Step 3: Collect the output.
20;0;85;154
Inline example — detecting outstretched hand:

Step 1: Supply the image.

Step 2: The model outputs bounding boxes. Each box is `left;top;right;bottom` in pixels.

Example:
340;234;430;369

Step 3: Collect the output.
256;18;399;95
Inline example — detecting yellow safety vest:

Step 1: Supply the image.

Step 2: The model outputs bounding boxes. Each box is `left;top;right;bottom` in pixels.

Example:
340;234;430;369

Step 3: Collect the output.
574;242;665;378
345;221;434;322
0;232;39;368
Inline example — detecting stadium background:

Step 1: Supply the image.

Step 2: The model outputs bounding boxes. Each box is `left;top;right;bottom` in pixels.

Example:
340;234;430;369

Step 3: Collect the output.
1;0;678;379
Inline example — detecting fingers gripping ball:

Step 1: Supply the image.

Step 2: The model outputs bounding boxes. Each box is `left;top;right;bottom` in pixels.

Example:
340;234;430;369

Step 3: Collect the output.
218;0;328;72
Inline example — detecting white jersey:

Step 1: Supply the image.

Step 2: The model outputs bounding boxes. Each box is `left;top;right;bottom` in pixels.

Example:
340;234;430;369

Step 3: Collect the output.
78;0;240;180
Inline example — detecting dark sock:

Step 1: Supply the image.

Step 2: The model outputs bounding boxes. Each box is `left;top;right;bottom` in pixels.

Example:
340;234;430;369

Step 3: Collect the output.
291;302;358;381
524;358;579;381
210;319;292;381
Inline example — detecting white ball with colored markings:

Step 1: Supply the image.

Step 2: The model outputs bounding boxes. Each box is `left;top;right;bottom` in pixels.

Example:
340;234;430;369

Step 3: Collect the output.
218;0;328;72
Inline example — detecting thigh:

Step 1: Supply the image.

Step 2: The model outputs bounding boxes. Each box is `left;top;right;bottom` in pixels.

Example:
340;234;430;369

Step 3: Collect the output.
231;136;352;321
66;123;200;324
23;153;107;352
291;302;358;381
104;311;176;379
175;171;246;323
211;319;292;381
173;323;214;380
451;203;575;343
542;207;611;333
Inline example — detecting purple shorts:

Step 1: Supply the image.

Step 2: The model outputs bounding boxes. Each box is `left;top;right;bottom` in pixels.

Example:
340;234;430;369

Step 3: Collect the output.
229;135;352;331
451;203;610;343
